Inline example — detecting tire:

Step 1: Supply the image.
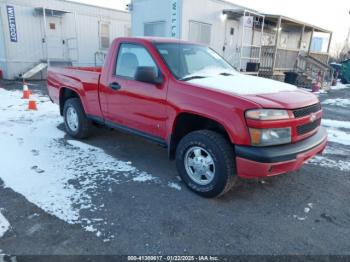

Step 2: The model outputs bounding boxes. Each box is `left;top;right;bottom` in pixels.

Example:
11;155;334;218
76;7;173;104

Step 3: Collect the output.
63;98;92;139
176;130;237;198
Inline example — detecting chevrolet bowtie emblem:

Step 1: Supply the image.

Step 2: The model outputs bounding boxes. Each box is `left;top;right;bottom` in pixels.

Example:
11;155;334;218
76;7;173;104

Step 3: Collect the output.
310;113;317;123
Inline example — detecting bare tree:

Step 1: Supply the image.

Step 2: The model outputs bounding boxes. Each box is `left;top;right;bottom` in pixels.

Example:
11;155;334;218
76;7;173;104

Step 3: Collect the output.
330;42;349;62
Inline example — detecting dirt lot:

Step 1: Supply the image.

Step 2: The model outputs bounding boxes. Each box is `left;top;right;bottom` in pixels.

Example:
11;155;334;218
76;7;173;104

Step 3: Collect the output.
0;80;349;258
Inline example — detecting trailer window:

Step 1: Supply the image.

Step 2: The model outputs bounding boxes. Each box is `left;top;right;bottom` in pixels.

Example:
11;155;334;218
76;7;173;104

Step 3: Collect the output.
49;23;56;30
144;21;166;37
188;21;212;45
100;23;110;49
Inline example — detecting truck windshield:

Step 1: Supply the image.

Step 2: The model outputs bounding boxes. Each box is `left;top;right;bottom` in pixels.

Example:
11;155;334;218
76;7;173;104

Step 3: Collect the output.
154;43;236;81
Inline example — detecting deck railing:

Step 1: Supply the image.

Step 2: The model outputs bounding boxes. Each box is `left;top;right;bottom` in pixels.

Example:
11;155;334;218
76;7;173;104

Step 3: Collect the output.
260;46;275;71
260;46;300;72
309;52;329;65
236;46;262;71
274;49;299;71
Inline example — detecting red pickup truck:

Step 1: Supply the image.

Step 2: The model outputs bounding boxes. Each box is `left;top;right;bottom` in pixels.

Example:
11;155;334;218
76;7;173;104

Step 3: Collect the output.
47;37;327;198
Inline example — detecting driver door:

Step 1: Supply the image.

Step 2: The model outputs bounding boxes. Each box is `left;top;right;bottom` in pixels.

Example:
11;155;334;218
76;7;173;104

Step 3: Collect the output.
103;43;168;141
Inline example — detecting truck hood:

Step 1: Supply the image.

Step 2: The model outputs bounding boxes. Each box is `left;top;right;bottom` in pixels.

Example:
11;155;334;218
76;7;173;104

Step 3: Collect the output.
188;73;319;109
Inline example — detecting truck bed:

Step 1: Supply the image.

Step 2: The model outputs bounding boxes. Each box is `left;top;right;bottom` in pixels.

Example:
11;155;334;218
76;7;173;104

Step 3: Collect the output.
47;66;103;117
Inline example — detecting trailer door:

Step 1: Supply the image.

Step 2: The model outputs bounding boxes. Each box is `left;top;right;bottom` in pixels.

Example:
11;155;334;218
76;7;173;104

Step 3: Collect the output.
45;17;65;61
223;20;239;68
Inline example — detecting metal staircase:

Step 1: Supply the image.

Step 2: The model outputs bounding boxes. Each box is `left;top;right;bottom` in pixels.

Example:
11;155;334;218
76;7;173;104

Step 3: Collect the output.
295;52;333;88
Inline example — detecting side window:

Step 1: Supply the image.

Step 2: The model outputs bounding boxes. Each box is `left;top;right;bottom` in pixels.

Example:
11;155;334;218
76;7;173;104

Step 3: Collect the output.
116;43;158;79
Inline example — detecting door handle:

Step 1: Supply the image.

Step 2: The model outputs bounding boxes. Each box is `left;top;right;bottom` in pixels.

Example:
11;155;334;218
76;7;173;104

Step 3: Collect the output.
109;82;121;90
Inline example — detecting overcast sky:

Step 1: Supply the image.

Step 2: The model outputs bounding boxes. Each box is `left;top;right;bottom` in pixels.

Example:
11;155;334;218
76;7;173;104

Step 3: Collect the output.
72;0;350;50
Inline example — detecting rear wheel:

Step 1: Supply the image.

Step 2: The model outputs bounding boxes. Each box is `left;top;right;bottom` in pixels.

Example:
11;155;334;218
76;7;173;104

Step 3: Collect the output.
176;130;237;198
63;98;92;139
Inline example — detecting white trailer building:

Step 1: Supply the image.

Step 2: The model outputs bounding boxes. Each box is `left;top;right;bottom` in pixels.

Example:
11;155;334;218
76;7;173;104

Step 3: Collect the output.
130;0;332;85
0;0;131;79
131;0;265;72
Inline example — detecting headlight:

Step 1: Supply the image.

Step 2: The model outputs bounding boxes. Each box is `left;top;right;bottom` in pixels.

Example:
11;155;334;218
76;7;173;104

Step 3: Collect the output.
246;109;290;120
249;128;291;146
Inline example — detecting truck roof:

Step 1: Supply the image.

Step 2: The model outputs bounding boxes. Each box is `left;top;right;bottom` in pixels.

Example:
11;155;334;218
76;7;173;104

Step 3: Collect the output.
116;37;203;46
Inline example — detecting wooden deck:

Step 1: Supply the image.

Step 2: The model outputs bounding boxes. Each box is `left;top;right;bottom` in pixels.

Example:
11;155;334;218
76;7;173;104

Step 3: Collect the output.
256;14;332;86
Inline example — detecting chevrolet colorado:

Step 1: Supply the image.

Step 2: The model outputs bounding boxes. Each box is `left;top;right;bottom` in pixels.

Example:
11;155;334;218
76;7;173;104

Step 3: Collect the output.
47;37;327;198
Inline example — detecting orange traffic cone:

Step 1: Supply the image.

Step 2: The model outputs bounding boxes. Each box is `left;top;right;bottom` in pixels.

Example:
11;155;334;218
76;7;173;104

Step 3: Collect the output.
22;84;30;99
28;100;38;111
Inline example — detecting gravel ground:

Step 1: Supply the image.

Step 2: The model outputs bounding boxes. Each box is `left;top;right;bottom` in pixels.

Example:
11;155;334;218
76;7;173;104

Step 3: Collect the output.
0;80;349;258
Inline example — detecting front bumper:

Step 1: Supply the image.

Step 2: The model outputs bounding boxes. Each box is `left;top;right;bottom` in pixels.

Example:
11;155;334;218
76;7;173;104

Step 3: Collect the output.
235;127;327;178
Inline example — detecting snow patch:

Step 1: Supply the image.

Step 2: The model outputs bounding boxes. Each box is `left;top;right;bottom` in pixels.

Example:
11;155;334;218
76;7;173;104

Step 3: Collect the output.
0;88;160;240
85;225;97;232
182;66;237;80
309;156;350;171
322;98;350;108
176;176;182;182
326;128;350;146
28;213;40;219
331;81;350;90
304;207;311;214
293;215;307;221
322;119;350;129
132;172;156;182
0;210;10;238
168;182;182;191
300;88;327;95
320;119;350;146
323;147;349;156
188;72;298;95
293;203;314;222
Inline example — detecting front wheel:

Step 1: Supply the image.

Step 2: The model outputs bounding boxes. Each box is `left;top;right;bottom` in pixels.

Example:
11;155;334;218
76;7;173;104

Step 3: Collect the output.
176;130;237;198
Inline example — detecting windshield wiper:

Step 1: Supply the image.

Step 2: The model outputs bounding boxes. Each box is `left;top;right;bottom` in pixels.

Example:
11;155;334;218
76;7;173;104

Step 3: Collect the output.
220;72;233;76
180;75;207;81
180;72;233;81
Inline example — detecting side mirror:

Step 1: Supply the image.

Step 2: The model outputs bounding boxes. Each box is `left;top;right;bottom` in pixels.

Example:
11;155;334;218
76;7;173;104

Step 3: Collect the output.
135;66;163;85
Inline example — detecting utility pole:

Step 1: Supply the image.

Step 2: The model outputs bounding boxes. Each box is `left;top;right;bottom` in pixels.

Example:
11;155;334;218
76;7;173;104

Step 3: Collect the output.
341;10;350;60
347;10;350;58
347;11;350;45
